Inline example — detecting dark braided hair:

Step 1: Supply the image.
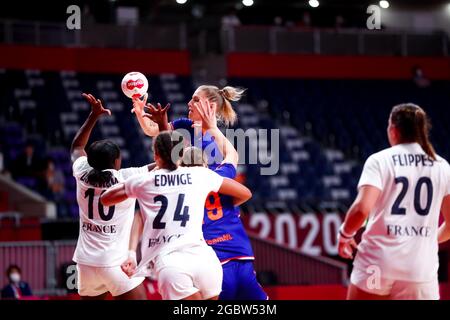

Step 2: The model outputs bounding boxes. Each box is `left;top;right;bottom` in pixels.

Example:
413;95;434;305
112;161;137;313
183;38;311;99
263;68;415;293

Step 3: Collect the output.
390;103;436;160
86;140;121;185
154;131;184;171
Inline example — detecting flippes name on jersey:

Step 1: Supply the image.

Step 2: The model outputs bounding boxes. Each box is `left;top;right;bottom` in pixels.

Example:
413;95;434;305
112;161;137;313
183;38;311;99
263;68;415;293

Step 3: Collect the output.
392;153;434;167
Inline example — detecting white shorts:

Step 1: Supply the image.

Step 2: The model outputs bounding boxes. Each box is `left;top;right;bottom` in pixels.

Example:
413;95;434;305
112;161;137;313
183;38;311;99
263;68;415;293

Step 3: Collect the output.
154;244;223;300
77;264;145;297
350;267;439;300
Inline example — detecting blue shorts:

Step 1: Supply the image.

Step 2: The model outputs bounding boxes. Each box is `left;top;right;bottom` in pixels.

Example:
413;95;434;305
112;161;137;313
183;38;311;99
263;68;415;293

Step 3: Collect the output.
219;260;268;300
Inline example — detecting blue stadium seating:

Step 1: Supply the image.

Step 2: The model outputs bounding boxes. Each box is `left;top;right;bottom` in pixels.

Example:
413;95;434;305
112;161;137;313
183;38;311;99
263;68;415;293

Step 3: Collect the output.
1;69;449;216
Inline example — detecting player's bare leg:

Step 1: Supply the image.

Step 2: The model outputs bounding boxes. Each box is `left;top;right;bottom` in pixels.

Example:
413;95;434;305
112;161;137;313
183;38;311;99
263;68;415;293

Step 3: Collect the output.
115;283;147;300
207;296;219;300
347;284;390;300
80;292;109;300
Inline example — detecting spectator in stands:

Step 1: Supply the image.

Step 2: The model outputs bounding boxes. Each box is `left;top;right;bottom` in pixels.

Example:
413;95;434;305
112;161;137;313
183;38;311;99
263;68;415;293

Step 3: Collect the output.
1;265;33;300
412;66;431;88
296;11;311;28
82;4;96;26
335;15;345;29
221;9;241;30
273;16;284;27
11;141;41;180
40;158;68;217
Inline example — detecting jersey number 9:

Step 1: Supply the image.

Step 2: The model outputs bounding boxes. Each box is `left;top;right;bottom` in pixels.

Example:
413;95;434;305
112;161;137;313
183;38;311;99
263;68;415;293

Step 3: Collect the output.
206;192;224;221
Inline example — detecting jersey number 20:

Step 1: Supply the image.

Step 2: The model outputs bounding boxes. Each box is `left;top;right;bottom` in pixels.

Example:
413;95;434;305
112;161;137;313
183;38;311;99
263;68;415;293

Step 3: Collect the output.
392;176;433;216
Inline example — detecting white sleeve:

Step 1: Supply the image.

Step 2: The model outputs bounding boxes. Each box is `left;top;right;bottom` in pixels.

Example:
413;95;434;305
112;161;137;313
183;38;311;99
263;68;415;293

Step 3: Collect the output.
203;168;224;193
72;156;91;178
120;165;149;180
124;175;145;199
357;154;383;191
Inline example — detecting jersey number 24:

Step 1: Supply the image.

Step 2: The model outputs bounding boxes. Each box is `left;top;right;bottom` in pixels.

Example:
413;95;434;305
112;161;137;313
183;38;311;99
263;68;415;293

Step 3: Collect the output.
153;194;190;229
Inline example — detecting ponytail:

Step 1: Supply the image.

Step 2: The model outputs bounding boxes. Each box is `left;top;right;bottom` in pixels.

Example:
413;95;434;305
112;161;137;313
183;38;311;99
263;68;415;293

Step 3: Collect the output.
390;103;436;160
86;169;115;186
197;85;246;127
154;131;184;171
414;107;436;161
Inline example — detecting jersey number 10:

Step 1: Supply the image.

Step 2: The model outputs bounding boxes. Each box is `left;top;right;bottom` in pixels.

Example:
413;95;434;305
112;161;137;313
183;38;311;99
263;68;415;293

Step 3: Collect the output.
84;188;115;221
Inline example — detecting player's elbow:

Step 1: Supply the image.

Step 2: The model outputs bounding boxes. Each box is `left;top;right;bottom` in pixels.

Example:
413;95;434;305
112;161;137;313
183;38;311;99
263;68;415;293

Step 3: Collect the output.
100;194;112;207
351;200;371;219
242;186;252;202
233;151;239;164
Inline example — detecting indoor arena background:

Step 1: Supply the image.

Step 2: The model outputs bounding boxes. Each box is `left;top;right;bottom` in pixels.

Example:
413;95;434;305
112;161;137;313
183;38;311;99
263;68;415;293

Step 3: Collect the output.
1;0;450;300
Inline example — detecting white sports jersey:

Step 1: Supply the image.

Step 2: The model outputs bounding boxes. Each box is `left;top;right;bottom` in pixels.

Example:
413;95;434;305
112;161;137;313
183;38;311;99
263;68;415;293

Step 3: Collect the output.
354;143;450;282
72;156;148;267
123;166;224;277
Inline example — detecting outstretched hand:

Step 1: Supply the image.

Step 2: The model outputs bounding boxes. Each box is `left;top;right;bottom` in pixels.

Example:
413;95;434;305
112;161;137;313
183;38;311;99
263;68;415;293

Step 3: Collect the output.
142;102;170;127
82;93;111;117
131;93;148;115
193;98;217;131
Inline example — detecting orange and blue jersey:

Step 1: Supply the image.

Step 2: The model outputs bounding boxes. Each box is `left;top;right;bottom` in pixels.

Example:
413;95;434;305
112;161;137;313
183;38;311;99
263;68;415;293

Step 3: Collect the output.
171;118;254;262
204;163;255;263
172;117;267;300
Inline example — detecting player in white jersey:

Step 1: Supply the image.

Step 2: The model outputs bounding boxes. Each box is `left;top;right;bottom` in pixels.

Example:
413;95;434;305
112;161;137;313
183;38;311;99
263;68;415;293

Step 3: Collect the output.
338;103;450;300
100;131;253;300
71;93;151;299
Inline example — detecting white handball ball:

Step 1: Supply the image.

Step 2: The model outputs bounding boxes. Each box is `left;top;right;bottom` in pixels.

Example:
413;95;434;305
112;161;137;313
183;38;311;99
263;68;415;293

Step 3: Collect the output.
121;72;149;99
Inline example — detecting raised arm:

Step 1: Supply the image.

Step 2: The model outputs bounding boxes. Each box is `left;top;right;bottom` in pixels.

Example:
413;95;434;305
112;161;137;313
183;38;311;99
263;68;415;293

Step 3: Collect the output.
142;100;171;133
438;195;450;243
133;93;171;137
100;183;129;207
194;98;238;168
217;178;252;206
338;185;381;259
71;93;111;162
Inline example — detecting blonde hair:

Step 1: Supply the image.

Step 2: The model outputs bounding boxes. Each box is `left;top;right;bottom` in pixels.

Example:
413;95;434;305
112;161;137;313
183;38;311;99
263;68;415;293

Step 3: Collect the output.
180;147;207;167
196;85;246;126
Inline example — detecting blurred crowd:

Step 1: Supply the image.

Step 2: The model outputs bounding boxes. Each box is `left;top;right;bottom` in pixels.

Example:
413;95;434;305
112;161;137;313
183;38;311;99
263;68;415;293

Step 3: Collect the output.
0;141;69;218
